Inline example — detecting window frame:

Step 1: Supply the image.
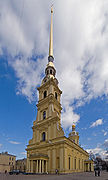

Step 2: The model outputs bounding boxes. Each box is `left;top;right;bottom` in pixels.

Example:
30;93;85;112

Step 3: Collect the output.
42;132;46;141
44;91;47;98
50;69;52;74
43;111;46;120
55;92;57;100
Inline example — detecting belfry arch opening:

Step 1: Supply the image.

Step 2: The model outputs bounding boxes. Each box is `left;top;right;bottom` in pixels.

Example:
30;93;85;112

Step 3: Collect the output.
44;91;47;98
43;111;46;120
42;132;46;141
55;92;57;99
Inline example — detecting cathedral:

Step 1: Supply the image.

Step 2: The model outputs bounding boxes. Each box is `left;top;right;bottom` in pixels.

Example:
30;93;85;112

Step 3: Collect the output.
26;7;94;174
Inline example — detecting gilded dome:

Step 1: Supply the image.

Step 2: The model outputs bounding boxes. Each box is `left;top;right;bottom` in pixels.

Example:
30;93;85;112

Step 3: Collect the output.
72;124;75;128
47;61;55;68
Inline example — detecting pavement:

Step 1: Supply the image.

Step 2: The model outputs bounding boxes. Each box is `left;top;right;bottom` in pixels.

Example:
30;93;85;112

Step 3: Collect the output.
0;171;108;180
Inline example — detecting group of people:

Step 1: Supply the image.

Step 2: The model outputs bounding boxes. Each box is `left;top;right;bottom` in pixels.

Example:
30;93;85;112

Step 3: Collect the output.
95;167;101;176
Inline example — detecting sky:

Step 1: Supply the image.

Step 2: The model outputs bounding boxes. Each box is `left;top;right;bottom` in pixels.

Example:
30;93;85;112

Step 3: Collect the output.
0;0;108;160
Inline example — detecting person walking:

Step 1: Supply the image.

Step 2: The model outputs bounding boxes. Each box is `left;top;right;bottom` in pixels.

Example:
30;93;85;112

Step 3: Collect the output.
95;169;97;176
98;167;100;176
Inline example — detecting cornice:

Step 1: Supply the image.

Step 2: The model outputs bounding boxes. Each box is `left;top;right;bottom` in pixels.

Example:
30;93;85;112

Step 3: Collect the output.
32;116;60;129
26;136;89;157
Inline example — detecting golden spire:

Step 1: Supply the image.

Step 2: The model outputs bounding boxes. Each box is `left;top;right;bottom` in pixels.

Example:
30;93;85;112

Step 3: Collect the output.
48;5;54;62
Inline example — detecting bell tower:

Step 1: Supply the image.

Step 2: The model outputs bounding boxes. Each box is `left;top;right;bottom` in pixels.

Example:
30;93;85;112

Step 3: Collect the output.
69;124;79;145
26;7;93;174
30;6;64;145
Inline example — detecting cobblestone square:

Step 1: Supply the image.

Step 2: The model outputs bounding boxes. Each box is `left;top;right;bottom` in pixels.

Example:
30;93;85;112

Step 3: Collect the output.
0;172;108;180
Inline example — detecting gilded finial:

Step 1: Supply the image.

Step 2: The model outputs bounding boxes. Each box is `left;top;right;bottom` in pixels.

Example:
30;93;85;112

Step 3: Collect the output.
51;5;53;13
48;5;54;62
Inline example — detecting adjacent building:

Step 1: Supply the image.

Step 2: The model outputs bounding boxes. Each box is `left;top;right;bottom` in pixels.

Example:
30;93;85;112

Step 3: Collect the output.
0;152;16;173
16;158;27;172
26;7;94;174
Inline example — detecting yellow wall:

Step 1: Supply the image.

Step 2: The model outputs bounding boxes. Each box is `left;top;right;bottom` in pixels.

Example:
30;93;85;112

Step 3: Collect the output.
0;153;16;173
26;78;94;174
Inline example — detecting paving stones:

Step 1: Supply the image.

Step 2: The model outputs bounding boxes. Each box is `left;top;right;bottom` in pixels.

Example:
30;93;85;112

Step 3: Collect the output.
0;171;108;180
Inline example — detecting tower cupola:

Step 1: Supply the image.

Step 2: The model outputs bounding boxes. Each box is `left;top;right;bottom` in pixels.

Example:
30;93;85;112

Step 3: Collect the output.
69;124;79;145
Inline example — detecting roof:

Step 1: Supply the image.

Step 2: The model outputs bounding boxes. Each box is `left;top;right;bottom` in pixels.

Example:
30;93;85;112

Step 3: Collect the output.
0;152;16;157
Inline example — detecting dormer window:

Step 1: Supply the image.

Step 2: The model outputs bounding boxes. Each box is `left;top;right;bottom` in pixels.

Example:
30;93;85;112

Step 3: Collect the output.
43;111;46;120
55;92;57;99
44;91;47;98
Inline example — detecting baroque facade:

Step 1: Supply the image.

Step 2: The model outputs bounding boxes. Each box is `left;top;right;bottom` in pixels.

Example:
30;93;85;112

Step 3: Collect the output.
26;7;94;174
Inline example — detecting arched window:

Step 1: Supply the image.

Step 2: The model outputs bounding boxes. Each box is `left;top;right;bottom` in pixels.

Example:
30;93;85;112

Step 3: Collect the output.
47;70;49;75
55;92;57;100
50;69;52;74
69;157;70;170
43;111;46;120
44;91;47;98
74;159;76;170
42;132;46;141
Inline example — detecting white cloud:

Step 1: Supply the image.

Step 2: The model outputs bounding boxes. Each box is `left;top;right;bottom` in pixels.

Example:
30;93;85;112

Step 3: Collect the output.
0;144;2;148
87;139;108;159
62;106;80;129
104;139;108;148
87;147;107;159
20;152;26;155
90;119;103;128
9;56;46;102
104;132;107;136
9;141;21;145
102;129;107;136
0;0;108;129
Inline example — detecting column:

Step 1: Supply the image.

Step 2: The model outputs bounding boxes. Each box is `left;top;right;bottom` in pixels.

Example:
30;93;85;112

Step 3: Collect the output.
34;161;36;173
64;148;67;171
31;160;33;173
42;160;44;173
48;126;51;140
27;159;30;172
39;160;41;173
60;148;63;172
71;157;73;170
48;150;51;172
36;160;38;173
46;161;48;173
52;148;56;172
87;163;89;171
37;130;39;142
35;160;37;173
53;123;56;139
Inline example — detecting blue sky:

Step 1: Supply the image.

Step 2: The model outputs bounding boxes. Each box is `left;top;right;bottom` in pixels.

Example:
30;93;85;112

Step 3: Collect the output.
0;0;108;159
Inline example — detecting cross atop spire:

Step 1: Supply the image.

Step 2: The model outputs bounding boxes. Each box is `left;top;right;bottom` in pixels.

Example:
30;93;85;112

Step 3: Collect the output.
48;5;54;62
